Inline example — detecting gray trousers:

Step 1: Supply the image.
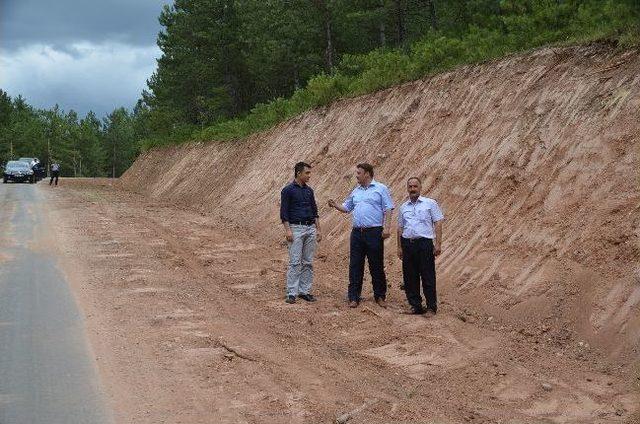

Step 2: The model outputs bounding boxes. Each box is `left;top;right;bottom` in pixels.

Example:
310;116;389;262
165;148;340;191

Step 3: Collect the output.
286;224;317;296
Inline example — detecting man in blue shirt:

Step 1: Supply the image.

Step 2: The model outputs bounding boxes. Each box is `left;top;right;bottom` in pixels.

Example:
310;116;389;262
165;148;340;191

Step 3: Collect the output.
397;177;444;315
328;163;394;308
280;162;322;304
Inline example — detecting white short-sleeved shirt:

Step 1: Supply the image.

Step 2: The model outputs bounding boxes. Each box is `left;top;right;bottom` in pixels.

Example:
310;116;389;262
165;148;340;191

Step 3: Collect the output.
397;196;444;239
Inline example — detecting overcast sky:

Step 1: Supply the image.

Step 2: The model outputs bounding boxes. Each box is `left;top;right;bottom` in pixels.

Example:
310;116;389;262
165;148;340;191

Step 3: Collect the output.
0;0;171;118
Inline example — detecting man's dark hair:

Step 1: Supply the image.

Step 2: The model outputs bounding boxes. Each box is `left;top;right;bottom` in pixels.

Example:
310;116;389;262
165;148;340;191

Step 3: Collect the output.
294;161;311;178
407;176;422;185
356;163;374;178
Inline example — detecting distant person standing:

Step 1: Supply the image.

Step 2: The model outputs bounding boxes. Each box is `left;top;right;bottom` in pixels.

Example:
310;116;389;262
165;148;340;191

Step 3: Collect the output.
328;163;394;308
49;162;60;186
396;177;444;315
280;162;321;304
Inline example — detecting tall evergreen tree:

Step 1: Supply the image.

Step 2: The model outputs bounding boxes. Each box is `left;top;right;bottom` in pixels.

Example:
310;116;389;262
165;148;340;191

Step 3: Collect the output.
147;0;251;128
102;108;137;178
77;112;105;177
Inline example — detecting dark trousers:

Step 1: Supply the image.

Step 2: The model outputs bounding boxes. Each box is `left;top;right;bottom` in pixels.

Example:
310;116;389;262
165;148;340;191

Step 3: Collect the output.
49;171;59;186
401;237;437;311
348;227;387;302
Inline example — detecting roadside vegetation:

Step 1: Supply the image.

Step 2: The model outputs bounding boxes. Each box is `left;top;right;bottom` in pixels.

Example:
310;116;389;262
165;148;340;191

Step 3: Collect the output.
143;0;640;148
1;0;638;175
0;95;141;177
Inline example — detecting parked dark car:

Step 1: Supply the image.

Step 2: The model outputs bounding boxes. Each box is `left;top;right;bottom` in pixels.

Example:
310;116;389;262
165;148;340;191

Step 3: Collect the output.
18;157;45;181
3;161;36;183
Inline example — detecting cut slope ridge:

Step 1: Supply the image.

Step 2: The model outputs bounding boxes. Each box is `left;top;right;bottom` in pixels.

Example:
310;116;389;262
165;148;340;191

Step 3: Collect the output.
122;44;640;358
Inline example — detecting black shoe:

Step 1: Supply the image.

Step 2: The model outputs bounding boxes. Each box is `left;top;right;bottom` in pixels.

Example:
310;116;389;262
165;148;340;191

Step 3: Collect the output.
298;294;316;302
375;297;387;308
285;295;296;304
411;306;427;315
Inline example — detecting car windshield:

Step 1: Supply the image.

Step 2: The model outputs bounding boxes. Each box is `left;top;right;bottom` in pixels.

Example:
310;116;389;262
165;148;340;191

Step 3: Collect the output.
6;161;31;170
18;158;34;162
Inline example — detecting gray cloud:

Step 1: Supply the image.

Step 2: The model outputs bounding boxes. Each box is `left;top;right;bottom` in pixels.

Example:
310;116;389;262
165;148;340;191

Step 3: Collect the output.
1;0;170;51
0;0;171;117
0;42;160;117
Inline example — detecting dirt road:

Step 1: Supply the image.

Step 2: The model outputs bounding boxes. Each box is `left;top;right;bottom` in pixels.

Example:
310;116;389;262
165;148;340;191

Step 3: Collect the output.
41;179;638;424
0;183;112;424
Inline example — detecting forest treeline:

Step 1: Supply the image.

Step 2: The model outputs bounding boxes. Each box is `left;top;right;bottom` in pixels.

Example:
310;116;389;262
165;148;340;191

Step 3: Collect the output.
1;0;638;176
0;91;142;177
142;0;639;147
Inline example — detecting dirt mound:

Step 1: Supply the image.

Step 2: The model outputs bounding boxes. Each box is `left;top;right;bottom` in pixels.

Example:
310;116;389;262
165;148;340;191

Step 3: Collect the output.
123;44;639;358
114;46;640;423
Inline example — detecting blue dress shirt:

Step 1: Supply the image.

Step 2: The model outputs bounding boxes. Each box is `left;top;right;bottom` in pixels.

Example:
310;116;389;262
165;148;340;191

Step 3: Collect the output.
342;180;394;228
397;196;444;239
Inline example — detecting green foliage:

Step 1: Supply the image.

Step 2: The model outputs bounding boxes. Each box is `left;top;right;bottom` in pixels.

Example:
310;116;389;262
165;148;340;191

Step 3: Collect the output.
77;112;106;177
8;1;638;162
340;50;414;94
103;108;139;178
303;73;351;106
139;0;639;149
0;90;141;177
193;72;352;142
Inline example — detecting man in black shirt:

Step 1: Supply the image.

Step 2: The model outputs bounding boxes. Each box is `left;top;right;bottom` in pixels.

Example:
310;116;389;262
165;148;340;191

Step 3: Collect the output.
280;162;322;304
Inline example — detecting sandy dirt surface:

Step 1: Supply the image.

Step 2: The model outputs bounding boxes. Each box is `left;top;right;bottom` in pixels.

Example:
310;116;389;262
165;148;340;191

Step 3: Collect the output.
46;175;637;424
44;44;639;423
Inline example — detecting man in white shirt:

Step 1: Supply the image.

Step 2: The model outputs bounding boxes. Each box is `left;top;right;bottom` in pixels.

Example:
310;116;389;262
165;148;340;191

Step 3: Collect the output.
396;177;444;315
50;162;60;186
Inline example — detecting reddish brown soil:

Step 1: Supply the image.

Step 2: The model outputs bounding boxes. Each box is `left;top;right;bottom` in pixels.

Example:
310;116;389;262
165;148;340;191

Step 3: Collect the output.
49;44;638;423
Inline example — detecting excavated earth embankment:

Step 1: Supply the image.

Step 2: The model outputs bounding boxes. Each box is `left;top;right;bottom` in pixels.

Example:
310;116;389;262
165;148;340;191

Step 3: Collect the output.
116;43;639;422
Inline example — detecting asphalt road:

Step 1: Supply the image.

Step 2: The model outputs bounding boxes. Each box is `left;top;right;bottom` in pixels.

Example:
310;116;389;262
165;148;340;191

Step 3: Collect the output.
0;182;112;424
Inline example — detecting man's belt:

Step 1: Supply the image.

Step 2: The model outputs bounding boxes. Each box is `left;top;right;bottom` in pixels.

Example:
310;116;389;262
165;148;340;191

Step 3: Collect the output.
401;236;432;242
353;226;383;232
289;219;315;226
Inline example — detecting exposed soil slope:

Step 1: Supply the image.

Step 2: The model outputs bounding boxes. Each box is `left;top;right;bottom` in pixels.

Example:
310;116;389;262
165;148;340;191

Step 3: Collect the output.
123;44;640;356
97;43;639;422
